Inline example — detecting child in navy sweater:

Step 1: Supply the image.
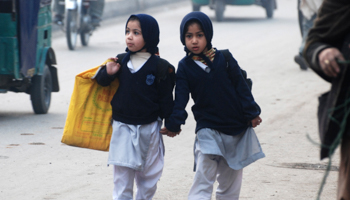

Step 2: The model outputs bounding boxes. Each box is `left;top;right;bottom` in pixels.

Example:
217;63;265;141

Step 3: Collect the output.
95;14;175;200
160;11;265;200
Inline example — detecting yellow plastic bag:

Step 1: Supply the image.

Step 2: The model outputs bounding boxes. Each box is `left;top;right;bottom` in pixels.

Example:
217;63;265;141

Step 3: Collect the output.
61;60;118;151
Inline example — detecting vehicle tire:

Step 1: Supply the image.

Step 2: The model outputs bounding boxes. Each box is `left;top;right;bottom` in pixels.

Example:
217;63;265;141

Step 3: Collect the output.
66;9;79;50
192;3;201;11
265;0;274;19
215;0;225;22
80;28;90;46
31;65;52;114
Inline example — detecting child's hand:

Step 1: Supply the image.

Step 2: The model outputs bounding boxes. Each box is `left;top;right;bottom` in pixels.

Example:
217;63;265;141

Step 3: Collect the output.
160;127;168;135
160;127;181;138
251;116;262;128
106;57;121;75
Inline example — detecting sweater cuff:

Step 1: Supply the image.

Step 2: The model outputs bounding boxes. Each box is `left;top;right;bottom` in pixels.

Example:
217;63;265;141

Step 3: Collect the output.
311;44;331;71
100;65;116;81
165;118;181;132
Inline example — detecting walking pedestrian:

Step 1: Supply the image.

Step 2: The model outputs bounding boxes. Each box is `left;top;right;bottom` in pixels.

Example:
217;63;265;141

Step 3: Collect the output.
161;11;265;200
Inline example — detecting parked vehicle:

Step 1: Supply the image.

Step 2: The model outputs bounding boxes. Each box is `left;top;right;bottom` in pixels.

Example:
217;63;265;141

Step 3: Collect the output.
192;0;277;21
0;0;59;114
56;0;98;50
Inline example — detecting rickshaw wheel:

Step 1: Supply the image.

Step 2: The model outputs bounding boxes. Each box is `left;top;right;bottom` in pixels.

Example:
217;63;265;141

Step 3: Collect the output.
30;65;52;114
192;3;201;11
81;29;90;46
265;0;275;19
66;9;79;50
215;0;225;22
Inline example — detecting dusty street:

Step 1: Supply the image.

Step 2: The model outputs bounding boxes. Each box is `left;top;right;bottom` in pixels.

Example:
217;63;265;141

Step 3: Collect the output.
0;0;340;199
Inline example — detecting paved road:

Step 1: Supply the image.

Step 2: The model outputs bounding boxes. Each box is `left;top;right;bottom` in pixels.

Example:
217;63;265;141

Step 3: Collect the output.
0;1;339;199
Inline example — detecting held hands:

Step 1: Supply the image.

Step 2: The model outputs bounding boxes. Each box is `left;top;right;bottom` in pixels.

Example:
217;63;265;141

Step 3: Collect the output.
251;116;262;128
106;57;121;75
160;127;181;138
318;48;345;77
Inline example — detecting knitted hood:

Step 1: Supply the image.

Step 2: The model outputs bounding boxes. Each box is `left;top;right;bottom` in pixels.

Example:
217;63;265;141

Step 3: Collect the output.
126;14;160;54
180;11;213;51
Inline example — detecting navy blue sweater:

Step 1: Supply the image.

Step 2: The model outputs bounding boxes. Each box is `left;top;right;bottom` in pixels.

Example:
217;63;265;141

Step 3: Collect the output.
165;50;260;136
95;55;174;125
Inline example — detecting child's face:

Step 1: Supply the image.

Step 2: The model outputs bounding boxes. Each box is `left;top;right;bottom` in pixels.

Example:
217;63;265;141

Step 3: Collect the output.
185;23;207;54
125;20;146;52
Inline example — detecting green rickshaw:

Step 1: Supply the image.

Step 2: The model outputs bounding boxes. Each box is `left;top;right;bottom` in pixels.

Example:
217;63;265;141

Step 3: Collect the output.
0;0;59;114
192;0;277;21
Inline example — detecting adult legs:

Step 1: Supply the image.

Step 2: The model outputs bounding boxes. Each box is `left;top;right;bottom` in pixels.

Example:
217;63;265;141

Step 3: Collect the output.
295;13;317;70
299;13;317;55
53;0;65;23
90;0;105;26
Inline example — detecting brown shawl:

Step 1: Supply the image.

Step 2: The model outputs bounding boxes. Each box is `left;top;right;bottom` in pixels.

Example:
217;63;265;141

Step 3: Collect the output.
303;0;350;160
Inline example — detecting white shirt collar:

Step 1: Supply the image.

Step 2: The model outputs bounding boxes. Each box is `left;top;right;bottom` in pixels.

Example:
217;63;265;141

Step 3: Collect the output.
127;52;151;73
194;60;210;73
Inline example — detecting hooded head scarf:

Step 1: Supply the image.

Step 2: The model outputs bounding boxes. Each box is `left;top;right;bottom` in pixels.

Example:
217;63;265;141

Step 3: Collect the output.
125;14;160;54
180;11;213;53
180;11;215;68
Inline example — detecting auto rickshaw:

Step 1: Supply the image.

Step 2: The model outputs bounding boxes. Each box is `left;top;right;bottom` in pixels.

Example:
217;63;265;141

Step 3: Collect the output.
0;0;59;114
192;0;277;21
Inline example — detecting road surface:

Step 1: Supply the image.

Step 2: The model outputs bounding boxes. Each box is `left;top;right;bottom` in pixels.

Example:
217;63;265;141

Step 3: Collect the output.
0;1;339;199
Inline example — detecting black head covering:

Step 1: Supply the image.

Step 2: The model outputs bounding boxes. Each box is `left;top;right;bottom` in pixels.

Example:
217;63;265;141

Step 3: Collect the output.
180;11;213;52
125;14;160;54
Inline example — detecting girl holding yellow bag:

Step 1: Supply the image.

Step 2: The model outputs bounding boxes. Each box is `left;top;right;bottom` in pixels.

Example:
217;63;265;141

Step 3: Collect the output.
95;14;176;200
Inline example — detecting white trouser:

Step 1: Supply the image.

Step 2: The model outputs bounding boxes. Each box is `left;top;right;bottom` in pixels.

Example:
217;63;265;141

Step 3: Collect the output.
188;150;243;200
113;164;163;200
112;127;164;200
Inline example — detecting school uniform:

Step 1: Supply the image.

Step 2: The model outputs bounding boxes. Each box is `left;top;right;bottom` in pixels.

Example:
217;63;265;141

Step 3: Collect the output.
168;54;265;200
95;14;175;200
96;53;173;200
166;50;260;135
110;118;164;200
166;11;265;200
190;127;264;200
